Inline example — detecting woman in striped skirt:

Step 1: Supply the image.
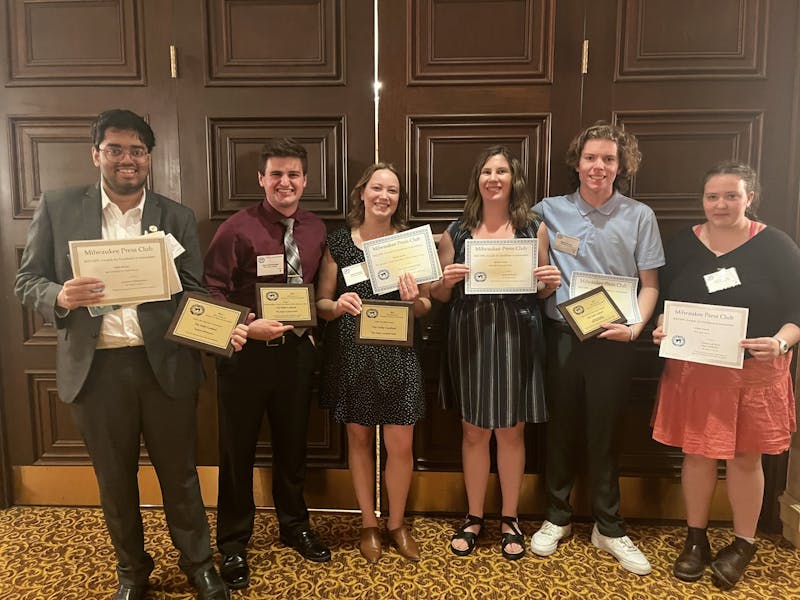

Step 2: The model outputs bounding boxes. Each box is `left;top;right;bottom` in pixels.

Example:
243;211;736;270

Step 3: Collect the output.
431;145;561;559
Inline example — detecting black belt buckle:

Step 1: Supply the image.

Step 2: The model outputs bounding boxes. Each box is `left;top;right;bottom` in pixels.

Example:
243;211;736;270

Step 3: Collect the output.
266;335;285;347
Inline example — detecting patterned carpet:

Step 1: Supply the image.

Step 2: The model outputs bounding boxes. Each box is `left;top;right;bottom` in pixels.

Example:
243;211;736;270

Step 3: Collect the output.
0;507;798;599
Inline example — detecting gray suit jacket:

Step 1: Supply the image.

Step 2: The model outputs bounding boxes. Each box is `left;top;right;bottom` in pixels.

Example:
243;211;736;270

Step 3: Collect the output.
15;183;206;403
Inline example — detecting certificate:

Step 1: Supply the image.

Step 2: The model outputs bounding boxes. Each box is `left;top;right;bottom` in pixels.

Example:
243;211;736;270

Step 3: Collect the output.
557;286;627;341
165;293;249;357
570;271;642;324
659;301;748;369
464;238;538;295
355;300;414;347
256;283;317;326
362;225;442;295
69;236;171;305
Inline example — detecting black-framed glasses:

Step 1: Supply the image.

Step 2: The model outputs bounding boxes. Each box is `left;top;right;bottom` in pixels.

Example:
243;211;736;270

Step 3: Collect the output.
97;145;149;161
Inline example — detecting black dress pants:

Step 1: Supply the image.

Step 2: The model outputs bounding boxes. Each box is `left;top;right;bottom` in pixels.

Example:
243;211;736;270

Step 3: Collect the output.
543;322;634;537
70;347;213;586
215;334;316;555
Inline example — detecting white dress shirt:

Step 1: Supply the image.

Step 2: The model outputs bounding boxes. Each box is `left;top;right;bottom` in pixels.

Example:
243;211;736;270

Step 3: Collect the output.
95;186;147;349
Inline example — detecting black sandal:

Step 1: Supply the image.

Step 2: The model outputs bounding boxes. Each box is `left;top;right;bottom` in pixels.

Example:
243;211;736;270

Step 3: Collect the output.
500;516;525;561
450;514;484;556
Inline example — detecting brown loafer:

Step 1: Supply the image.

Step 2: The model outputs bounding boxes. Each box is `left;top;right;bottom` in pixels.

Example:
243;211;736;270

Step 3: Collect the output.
360;527;382;563
388;525;420;562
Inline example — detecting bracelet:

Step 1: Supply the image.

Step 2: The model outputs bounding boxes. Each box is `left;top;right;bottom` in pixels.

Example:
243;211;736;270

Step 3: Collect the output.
628;326;635;341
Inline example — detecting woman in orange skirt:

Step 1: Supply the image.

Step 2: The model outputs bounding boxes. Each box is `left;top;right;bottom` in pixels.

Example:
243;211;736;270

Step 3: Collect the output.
652;161;800;590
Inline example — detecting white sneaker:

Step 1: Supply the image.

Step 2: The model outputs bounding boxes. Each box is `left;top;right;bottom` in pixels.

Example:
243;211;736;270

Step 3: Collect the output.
530;520;572;556
591;524;652;575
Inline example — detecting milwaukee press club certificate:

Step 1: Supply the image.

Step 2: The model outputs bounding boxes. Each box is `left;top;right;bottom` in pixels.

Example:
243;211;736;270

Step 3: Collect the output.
464;238;537;295
569;271;642;324
362;225;442;295
659;301;748;369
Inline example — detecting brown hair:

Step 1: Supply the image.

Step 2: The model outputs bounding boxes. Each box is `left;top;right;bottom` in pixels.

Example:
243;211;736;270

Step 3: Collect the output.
460;145;534;230
258;137;308;174
565;122;641;194
346;163;408;230
702;160;761;219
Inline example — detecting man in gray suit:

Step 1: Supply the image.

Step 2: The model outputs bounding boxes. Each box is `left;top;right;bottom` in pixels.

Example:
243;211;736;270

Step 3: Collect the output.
15;109;232;600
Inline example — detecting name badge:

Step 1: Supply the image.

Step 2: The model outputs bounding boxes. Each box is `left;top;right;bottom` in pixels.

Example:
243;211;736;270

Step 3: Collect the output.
553;232;580;256
704;267;741;293
342;262;370;287
257;254;284;277
164;233;185;259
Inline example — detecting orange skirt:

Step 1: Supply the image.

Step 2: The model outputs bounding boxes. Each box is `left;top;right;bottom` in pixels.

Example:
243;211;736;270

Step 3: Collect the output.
652;352;796;459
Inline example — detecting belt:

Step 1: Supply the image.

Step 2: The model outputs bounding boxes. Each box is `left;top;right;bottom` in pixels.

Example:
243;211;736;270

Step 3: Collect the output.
545;319;572;333
265;330;310;348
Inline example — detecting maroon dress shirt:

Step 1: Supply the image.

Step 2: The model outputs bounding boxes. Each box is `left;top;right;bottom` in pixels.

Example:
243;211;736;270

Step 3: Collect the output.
203;200;326;311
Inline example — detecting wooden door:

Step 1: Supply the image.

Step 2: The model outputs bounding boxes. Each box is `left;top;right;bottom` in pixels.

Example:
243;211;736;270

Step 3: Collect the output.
0;0;181;503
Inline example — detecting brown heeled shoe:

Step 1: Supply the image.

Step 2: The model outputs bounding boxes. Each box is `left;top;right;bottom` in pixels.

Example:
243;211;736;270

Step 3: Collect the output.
388;525;420;562
359;527;382;563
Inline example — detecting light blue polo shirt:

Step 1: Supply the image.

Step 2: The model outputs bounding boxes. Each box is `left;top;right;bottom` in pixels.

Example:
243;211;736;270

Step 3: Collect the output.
533;190;665;321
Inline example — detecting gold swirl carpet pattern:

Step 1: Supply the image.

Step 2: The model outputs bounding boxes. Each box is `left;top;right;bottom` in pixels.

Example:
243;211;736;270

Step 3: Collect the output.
1;507;799;599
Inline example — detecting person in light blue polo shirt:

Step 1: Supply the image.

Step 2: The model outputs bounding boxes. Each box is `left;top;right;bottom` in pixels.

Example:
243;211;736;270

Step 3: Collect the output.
530;123;664;575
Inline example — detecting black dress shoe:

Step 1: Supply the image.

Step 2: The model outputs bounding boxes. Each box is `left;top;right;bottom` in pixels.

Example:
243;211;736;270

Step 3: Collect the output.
711;537;757;590
220;552;249;590
673;526;711;582
112;583;147;600
279;529;332;562
190;566;230;600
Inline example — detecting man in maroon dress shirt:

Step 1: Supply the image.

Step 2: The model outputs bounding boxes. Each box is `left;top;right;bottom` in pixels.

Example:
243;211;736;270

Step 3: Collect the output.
204;138;329;590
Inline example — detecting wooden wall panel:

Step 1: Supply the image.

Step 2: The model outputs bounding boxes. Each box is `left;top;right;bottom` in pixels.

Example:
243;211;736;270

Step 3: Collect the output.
9;117;98;219
617;0;767;80
617;110;763;240
409;0;554;84
27;372;90;464
207;117;346;220
15;248;56;347
6;0;144;86
204;0;344;85
407;114;550;222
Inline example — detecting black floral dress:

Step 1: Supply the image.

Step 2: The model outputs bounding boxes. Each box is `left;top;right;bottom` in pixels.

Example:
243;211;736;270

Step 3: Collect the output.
319;228;425;426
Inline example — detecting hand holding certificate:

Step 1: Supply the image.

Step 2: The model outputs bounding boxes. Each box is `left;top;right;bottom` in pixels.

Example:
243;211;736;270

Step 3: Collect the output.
659;300;748;369
362;225;442;295
165;293;249;357
557;286;627;340
68;235;171;306
464;238;538;294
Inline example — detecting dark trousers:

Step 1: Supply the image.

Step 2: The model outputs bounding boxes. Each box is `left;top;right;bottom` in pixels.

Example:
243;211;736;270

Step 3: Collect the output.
543;322;634;537
70;347;212;586
216;335;315;555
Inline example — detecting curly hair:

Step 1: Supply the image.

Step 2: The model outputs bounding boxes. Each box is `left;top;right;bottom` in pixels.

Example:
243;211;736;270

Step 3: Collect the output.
460;145;534;230
702;160;761;220
565;122;641;194
346;163;408;231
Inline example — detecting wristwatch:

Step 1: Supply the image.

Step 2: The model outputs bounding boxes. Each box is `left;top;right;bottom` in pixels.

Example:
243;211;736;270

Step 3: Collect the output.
774;337;790;355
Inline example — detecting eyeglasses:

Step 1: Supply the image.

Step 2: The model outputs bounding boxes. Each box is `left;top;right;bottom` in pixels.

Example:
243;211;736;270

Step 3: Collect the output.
97;146;149;161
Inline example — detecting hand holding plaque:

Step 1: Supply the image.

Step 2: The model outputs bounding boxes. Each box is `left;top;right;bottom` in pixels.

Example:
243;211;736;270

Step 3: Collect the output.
256;283;317;326
165;292;249;357
355;300;414;346
556;286;626;341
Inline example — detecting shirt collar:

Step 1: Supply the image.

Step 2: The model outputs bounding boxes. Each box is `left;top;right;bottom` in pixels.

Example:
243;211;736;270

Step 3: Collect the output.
570;189;621;217
100;185;146;219
260;198;298;223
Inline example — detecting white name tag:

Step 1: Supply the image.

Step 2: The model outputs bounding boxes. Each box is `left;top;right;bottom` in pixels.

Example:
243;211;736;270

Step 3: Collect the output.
257;254;284;277
553;232;580;256
704;267;741;293
342;262;370;286
164;233;185;259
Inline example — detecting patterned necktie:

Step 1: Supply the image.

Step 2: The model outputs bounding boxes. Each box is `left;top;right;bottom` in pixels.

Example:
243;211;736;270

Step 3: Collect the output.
281;217;305;336
281;217;303;284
